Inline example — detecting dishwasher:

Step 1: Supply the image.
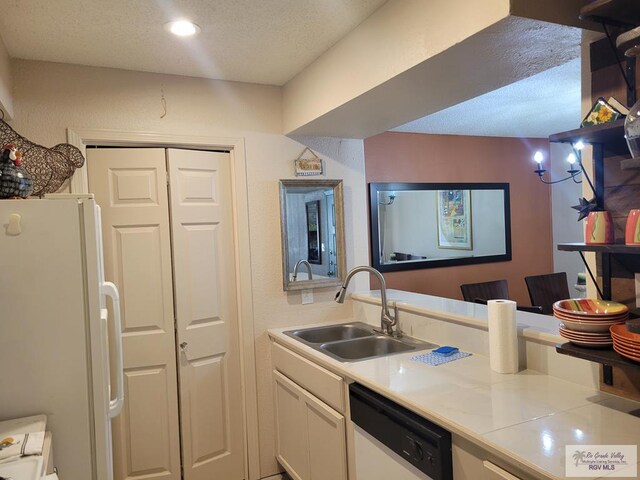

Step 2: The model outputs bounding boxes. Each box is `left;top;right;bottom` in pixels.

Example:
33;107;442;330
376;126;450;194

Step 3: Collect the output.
349;383;453;480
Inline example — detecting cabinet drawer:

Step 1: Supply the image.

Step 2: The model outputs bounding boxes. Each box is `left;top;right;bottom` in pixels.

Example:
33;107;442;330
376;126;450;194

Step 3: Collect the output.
272;342;345;413
454;435;530;480
483;461;522;480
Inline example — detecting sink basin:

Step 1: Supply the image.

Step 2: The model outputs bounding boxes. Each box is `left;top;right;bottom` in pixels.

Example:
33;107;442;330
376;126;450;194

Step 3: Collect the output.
284;322;437;362
321;336;413;360
285;322;375;344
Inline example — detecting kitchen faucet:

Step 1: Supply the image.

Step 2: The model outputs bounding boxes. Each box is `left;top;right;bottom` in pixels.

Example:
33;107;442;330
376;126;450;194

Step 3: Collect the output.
292;259;313;281
334;265;399;336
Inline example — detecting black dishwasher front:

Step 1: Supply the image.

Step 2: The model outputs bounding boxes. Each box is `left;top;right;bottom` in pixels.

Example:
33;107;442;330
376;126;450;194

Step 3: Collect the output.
349;382;453;480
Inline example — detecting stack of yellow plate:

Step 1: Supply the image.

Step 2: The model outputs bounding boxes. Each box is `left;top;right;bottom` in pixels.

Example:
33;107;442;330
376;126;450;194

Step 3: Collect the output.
554;299;629;348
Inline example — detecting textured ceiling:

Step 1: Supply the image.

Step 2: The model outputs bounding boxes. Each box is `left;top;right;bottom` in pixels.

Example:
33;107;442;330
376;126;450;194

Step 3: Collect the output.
0;0;387;85
392;58;581;138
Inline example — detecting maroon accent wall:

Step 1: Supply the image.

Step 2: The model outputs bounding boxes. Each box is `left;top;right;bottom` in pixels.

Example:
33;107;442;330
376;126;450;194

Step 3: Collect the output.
364;132;554;305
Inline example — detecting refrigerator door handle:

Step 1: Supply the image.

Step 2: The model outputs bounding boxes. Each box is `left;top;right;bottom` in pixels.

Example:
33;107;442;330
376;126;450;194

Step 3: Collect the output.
102;281;125;419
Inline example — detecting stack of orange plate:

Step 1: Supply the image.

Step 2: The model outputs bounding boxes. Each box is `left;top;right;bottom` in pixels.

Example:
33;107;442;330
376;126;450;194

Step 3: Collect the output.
554;299;629;347
611;324;640;362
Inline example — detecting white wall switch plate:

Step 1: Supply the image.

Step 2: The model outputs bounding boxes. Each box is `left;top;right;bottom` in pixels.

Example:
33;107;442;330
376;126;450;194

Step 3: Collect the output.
636;273;640;308
301;289;314;305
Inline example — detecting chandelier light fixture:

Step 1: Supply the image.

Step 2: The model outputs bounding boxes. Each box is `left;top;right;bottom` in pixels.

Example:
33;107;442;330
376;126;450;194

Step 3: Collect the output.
532;142;593;187
532;142;600;221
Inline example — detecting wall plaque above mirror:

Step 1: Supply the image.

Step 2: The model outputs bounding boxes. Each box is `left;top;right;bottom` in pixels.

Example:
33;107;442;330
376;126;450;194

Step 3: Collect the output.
280;179;346;291
370;183;512;272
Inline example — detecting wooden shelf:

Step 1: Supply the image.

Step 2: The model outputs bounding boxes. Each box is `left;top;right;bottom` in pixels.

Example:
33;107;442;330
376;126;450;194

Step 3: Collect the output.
549;119;628;155
556;342;640;369
558;242;640;254
580;0;640;29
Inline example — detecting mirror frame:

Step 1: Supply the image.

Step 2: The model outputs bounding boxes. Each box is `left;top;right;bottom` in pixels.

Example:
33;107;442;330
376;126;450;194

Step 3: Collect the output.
369;182;512;272
280;179;347;291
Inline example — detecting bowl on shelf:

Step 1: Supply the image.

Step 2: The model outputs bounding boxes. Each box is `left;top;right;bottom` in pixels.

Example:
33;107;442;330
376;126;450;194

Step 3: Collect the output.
553;299;628;345
558;316;625;333
553;298;629;317
554;311;627;323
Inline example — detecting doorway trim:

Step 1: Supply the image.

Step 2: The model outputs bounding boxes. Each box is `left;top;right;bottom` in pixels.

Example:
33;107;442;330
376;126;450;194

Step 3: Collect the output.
67;128;260;480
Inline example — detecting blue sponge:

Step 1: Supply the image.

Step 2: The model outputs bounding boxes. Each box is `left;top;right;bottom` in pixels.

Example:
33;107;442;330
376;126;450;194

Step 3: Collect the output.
432;346;459;356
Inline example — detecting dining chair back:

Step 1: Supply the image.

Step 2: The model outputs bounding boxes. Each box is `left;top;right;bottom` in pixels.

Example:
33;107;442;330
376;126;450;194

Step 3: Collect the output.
460;280;509;303
524;272;570;315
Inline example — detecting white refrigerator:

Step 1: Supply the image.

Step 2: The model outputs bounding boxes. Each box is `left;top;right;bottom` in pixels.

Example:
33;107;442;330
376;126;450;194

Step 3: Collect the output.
0;195;124;480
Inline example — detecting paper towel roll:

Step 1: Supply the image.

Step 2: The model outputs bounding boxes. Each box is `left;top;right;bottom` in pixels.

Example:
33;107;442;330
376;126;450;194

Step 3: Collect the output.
487;299;519;374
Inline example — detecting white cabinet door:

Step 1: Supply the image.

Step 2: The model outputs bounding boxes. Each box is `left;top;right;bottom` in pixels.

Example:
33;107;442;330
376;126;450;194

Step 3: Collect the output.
88;148;181;480
273;370;348;480
304;388;348;480
167;149;244;480
274;371;308;480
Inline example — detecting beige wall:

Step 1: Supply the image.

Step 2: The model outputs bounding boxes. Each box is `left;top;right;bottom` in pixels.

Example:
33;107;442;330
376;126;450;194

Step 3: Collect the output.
0;35;13;118
9;59;370;478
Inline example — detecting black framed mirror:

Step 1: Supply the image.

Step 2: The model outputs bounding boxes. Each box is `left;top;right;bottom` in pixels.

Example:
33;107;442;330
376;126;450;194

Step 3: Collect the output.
369;182;512;272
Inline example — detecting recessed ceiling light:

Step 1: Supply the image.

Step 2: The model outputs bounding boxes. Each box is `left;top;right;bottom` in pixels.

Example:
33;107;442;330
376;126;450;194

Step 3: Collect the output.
165;20;200;37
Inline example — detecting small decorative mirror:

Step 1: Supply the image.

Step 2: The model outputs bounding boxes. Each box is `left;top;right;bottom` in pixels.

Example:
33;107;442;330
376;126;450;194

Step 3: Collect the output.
280;179;346;290
370;182;512;272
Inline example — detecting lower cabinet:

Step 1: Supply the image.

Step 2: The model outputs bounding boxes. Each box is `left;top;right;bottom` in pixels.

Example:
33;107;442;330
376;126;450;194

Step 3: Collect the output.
273;370;348;480
272;341;549;480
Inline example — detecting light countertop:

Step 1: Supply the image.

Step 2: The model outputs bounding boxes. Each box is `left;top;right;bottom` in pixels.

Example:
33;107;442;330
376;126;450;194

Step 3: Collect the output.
268;299;640;479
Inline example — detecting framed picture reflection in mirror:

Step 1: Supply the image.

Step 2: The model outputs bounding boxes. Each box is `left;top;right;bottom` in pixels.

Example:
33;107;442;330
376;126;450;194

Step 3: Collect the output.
437;189;472;250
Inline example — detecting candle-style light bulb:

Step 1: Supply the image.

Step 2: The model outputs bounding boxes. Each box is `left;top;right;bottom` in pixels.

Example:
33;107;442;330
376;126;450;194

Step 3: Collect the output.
533;151;546;178
574;141;585;151
566;152;580;175
533;151;544;164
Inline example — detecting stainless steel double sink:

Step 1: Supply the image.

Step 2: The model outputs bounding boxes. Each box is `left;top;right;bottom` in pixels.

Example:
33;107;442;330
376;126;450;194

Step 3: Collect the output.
284;322;436;362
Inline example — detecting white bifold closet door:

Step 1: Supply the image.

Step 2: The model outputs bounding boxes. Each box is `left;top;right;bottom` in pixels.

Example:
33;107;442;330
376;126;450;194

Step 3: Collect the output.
167;148;244;480
87;147;244;480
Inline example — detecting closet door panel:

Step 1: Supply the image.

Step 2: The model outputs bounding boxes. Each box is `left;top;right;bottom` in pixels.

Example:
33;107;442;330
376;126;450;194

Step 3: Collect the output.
167;148;244;480
88;148;181;480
